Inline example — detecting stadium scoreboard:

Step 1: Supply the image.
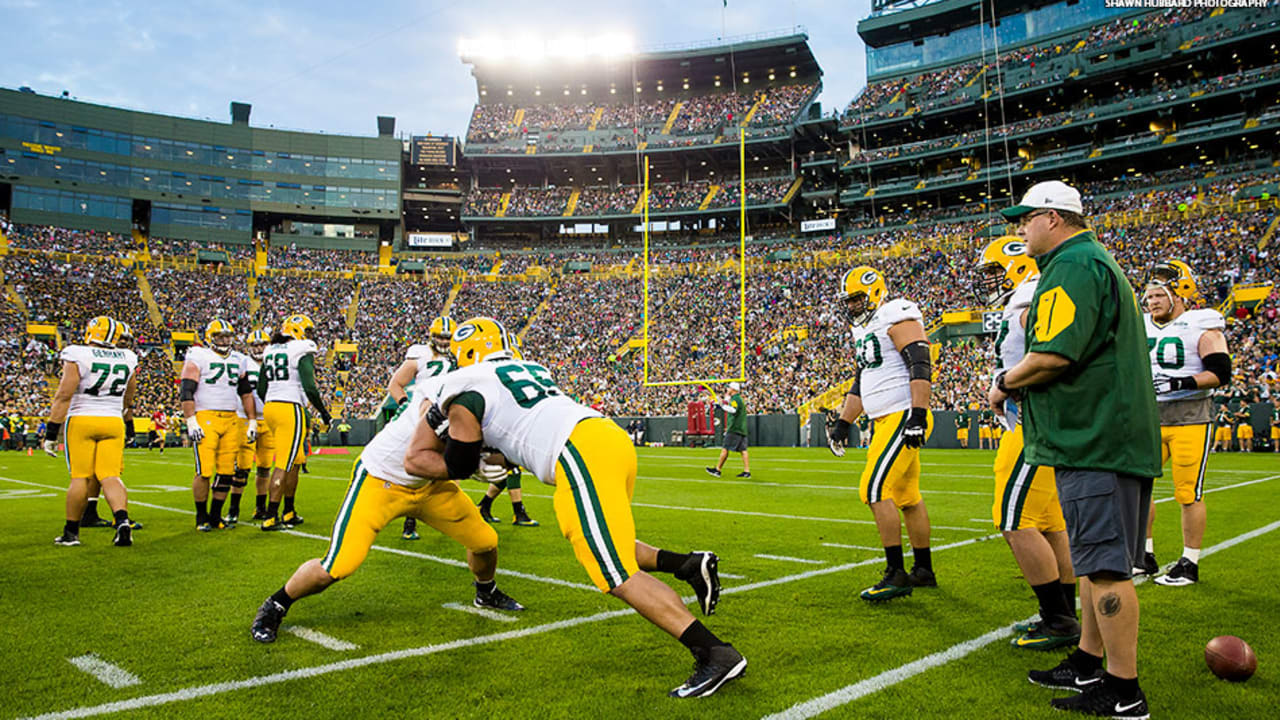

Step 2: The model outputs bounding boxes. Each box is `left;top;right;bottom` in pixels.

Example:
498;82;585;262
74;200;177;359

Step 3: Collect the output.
411;136;456;166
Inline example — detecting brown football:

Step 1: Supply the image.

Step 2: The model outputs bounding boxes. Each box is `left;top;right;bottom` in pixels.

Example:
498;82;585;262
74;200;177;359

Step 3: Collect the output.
1205;635;1257;682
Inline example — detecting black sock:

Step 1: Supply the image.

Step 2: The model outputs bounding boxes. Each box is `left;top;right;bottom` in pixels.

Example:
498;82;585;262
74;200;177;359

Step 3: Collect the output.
283;496;295;515
475;579;496;595
403;517;417;531
270;586;295;610
209;497;226;521
1032;580;1070;619
229;493;243;514
478;495;494;512
267;500;281;518
255;494;267;512
64;520;80;535
82;497;100;520
194;500;208;524
1061;581;1078;616
884;544;905;571
678;620;725;655
658;550;693;576
912;546;932;571
112;509;129;526
1069;648;1104;675
511;501;526;516
1102;672;1140;701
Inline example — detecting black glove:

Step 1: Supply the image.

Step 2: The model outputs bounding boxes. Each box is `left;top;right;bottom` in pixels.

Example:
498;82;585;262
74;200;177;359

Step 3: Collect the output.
1153;375;1197;394
125;422;136;443
902;408;928;449
425;404;450;437
827;418;851;457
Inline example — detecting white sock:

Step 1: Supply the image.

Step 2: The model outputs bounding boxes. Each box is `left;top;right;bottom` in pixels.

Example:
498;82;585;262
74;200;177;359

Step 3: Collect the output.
1183;547;1201;564
1145;538;1154;554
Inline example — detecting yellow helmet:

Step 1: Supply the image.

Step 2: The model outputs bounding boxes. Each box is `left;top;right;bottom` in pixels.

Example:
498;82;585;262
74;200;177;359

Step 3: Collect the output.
838;266;887;326
429;316;455;354
975;236;1038;307
451;317;515;368
280;314;316;341
84;316;123;348
1148;259;1199;302
505;330;524;360
204;319;236;354
116;321;134;350
247;329;271;361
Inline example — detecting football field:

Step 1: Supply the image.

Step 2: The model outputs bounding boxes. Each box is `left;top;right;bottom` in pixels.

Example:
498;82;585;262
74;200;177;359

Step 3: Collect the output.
2;446;1275;719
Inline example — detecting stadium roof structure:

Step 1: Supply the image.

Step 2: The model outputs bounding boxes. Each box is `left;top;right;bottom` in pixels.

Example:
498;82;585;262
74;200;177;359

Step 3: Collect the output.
860;0;1068;47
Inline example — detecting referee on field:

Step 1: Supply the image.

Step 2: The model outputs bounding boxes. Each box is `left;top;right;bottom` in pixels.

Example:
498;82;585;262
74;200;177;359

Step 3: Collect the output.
991;181;1160;719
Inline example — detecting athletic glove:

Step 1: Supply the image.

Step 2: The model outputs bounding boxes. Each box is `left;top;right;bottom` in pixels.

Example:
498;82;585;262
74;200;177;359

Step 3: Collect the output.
902;407;929;449
1153;375;1197;394
42;439;58;457
185;416;204;444
472;460;509;485
245;418;258;443
827;418;850;458
425;403;450;437
125;422;136;444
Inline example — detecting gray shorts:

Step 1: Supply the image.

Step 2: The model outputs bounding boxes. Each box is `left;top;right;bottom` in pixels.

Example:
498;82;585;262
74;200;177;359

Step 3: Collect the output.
1056;469;1153;579
723;432;748;452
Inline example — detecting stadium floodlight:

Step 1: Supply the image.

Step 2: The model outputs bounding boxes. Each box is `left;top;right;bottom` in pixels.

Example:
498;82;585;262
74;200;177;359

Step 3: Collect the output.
513;35;545;63
548;35;587;61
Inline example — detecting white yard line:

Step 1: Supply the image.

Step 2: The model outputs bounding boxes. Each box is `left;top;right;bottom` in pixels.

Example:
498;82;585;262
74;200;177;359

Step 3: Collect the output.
282;626;359;651
442;602;521;623
637;473;991;495
820;542;884;552
754;553;826;565
718;572;747;579
66;655;141;689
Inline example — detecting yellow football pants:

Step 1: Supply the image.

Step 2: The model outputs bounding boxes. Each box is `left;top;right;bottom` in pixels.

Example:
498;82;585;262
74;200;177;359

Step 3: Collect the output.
992;424;1065;532
1160;424;1211;504
193;410;239;478
263;402;307;472
860;409;933;508
64;416;125;480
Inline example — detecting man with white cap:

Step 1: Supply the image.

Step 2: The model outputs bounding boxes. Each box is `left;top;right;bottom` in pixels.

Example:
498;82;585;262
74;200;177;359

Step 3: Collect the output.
705;381;751;479
991;181;1160;719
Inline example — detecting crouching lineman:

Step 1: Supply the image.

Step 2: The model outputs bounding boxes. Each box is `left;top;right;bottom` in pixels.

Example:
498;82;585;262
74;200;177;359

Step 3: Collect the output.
182;319;255;531
976;238;1078;648
406;318;743;698
238;329;275;524
256;315;332;531
46;316;138;547
250;361;525;644
828;267;936;602
1141;260;1230;586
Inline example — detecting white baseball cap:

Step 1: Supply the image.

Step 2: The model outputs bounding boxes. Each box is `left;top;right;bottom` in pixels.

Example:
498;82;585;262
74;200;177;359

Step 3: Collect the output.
728;381;742;391
1001;180;1084;220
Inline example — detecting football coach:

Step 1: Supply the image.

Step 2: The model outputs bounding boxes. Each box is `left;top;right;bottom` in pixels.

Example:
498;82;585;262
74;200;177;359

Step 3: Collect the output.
990;181;1160;719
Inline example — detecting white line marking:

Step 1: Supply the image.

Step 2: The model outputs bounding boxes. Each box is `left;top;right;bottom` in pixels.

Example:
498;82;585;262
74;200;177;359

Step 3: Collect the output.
1155;474;1280;504
719;572;747;579
442;602;520;623
0;489;56;500
628;500;991;533
762;516;1280;720
636;473;992;495
821;542;884;552
282;626;358;651
969;518;990;523
754;553;826;565
67;654;141;689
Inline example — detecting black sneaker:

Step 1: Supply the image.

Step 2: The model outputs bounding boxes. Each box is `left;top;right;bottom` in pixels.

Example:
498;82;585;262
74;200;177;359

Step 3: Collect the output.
260;516;284;532
704;467;722;477
512;513;540;527
735;471;751;479
1154;556;1198;587
1013;614;1081;651
225;513;239;527
251;509;272;521
54;531;81;547
250;598;287;643
1028;656;1103;692
196;521;214;533
678;551;721;616
81;516;112;528
113;521;132;547
907;565;937;588
669;644;747;698
474;585;525;611
1050;682;1149;719
861;566;913;602
281;511;304;527
1132;551;1159;577
478;505;501;524
127;519;144;530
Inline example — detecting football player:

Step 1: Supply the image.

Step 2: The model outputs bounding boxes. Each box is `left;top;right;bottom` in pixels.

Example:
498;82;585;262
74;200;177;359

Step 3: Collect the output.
236;329;274;525
979;408;994;449
1270;399;1280;452
149;409;168;452
1212;402;1232;453
976;238;1078;648
255;314;332;531
1234;404;1253;453
954;410;970;449
249;357;524;646
827;266;936;602
402;317;743;698
181;319;255;531
1141;260;1230;587
45;316;138;547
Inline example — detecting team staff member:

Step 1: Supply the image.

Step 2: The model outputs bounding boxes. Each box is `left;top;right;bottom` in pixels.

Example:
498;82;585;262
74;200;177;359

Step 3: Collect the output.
1233;404;1254;453
705;382;751;479
256;315;332;531
1270;399;1280;452
1212;402;1232;452
954;410;970;448
994;182;1160;719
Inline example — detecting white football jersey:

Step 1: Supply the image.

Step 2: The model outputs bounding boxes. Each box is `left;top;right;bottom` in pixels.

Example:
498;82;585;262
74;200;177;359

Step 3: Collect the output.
359;381;445;488
262;339;319;405
404;344;455;388
236;357;265;420
60;344;138;417
186;346;250;413
851;298;922;419
429;359;601;485
997;276;1038;373
1145;308;1225;402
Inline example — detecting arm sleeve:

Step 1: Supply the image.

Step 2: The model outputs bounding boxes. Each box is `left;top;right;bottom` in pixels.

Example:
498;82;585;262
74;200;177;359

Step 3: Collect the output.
1026;259;1105;363
237;372;255;398
297;355;328;419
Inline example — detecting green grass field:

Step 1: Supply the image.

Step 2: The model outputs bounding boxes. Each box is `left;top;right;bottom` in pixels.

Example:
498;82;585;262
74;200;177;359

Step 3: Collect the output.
2;446;1275;719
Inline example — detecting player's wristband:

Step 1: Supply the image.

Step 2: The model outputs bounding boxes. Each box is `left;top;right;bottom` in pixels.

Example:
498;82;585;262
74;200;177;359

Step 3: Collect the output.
1170;376;1198;392
995;371;1012;394
45;421;62;441
833;418;851;438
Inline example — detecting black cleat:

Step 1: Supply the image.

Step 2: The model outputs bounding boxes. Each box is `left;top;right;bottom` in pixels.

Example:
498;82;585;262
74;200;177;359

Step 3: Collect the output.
907;565;937;588
251;509;272;521
861;566;913;602
196;522;214;533
225;513;238;527
250;598;287;643
735;471;751;479
1154;556;1198;587
474;585;525;611
512;513;540;527
678;551;721;616
54;531;81;547
704;467;722;477
281;511;304;527
1028;656;1103;692
81;516;112;528
1050;682;1149;719
478;505;501;524
1132;551;1159;577
113;522;132;547
127;519;144;530
260;516;284;532
669;644;747;698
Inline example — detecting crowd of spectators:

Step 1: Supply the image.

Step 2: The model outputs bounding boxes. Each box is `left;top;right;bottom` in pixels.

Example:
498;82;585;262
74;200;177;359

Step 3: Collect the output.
465;176;793;217
4;254;153;339
0;334;56;417
253;274;355;343
131;348;180;420
148;268;252;333
268;244;377;271
148;236;255;262
4;224;133;257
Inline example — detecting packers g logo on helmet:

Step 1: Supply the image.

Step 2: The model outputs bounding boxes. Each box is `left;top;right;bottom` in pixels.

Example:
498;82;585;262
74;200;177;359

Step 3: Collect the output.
975;236;1038;307
429;316;455;353
1148;260;1199;302
84;316;122;348
204;319;236;355
838;266;887;327
247;328;271;361
451;317;514;368
280;314;316;341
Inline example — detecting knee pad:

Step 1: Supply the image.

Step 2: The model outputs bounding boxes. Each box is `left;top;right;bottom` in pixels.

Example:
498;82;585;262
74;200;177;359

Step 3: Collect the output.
231;469;249;488
504;468;521;491
211;473;234;492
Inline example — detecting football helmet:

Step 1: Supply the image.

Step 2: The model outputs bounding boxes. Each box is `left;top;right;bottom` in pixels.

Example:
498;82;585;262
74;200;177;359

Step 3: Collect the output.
975;236;1037;307
84;316;122;348
1148;259;1199;302
116;322;135;350
247;329;271;361
204;319;236;355
838;266;887;327
280;314;316;341
429;316;455;354
451;317;514;368
505;330;524;360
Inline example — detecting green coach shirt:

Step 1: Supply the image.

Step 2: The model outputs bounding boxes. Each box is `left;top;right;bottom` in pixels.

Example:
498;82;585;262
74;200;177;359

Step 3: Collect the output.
726;393;748;435
1022;230;1161;477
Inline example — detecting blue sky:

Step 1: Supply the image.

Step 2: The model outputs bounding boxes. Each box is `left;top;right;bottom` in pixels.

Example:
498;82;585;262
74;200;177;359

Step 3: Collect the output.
1;0;871;139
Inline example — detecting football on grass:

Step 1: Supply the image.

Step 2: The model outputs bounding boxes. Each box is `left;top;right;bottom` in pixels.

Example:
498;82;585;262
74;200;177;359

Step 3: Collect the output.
1205;635;1257;681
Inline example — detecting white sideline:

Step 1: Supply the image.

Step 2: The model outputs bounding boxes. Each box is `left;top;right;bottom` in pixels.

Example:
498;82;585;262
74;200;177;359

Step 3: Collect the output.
282;626;359;651
66;655;141;689
754;553;826;565
442;602;521;623
761;517;1280;720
